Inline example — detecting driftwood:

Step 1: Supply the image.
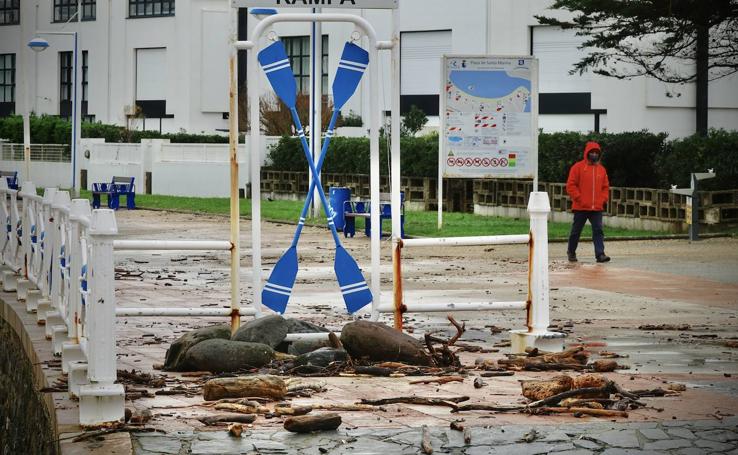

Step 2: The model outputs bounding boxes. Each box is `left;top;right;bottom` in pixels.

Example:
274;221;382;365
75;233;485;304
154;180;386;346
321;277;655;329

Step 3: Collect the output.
214;403;269;414
480;371;515;377
203;375;286;401
273;404;313;416
534;407;628;418
421;425;433;454
527;383;616;408
409;376;464;385
353;366;393;376
521;375;574;401
499;347;589;371
284;413;342;433
591;359;619;372
311;403;379;412
361;396;469;408
197;414;256;425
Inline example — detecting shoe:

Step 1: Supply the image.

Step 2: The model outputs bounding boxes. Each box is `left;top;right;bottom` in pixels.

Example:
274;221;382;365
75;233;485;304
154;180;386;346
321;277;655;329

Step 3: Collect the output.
567;252;578;262
596;254;611;263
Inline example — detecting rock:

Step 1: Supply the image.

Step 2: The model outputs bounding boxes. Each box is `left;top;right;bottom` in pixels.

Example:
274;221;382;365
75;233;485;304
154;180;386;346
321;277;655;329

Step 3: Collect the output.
276;319;331;353
163;324;231;371
340;320;433;366
203;375;287;401
287;339;332;355
283;413;342;433
185;339;275;373
521;375;573;401
294;348;349;368
231;315;289;348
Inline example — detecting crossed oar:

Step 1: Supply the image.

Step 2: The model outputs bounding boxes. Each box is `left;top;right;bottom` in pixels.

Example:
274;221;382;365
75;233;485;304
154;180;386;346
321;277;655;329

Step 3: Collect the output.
258;40;372;314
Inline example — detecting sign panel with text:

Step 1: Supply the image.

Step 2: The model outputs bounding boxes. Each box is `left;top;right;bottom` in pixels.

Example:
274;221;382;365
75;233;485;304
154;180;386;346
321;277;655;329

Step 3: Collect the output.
440;55;539;179
233;0;398;8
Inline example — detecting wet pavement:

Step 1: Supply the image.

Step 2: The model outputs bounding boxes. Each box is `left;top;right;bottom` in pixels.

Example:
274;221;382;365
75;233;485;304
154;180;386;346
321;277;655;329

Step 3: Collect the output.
58;210;738;454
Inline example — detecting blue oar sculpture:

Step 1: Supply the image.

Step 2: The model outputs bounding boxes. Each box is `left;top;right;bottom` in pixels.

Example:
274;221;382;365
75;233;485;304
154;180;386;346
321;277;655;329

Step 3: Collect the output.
258;40;372;314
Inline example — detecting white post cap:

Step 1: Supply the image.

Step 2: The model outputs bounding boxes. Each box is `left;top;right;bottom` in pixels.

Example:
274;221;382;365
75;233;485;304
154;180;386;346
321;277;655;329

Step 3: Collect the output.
20;181;37;196
43;188;58;204
70;199;92;220
527;191;551;214
52;190;72;209
90;209;118;235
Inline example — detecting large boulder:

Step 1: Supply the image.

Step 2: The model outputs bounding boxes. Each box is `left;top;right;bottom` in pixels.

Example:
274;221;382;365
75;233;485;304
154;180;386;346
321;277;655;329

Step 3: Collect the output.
184;339;275;373
231;315;289;348
294;348;349;368
163;324;231;371
340;320;434;366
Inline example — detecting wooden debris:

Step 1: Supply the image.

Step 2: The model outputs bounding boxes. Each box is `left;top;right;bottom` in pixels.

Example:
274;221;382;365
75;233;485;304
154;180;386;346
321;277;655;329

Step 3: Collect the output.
499;347;589;371
450;421;464;432
409;376;464;385
638;324;690;331
203;375;286;401
480;371;515;378
360;396;469;408
214;402;269;415
535;407;628;418
274;404;313;416
421;425;433;454
572;374;611;398
591;359;619;372
521;375;573;401
197;414;256;426
228;423;243;437
666;383;686;392
353;366;393;376
311;403;379;412
446;315;465;346
283;413;342;433
463;427;472;444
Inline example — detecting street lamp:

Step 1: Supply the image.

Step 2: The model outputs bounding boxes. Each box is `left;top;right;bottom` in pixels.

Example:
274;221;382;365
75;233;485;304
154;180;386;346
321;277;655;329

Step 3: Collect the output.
27;31;81;196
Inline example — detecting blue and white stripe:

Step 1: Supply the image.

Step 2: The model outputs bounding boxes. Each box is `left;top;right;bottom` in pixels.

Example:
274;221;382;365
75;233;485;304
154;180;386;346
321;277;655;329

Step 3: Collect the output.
297;128;305;138
341;281;370;295
338;59;368;73
298;216;306;226
263;282;292;297
262;58;291;74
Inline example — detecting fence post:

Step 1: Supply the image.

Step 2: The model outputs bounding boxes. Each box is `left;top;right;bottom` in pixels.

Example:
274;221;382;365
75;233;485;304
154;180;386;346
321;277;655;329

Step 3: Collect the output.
45;191;71;342
16;182;37;301
509;191;566;354
1;188;21;291
78;208;124;425
35;188;58;324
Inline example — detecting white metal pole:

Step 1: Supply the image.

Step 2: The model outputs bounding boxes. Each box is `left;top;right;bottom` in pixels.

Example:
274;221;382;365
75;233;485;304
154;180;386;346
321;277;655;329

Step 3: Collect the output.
437;129;443;229
369;33;381;316
310;8;323;219
389;7;401;327
72;32;81;196
21;43;31;183
248;36;263;317
527;191;551;334
20;182;36;278
86;209;117;384
68;199;90;342
228;8;241;332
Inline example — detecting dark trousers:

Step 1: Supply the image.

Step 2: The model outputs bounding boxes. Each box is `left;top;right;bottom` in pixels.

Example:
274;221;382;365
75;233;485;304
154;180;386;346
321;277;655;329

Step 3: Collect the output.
567;211;605;257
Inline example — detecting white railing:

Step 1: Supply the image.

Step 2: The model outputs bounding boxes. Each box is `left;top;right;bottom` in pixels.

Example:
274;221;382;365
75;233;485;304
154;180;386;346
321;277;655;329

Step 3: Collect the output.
0;143;70;162
0;180;252;426
89;143;142;164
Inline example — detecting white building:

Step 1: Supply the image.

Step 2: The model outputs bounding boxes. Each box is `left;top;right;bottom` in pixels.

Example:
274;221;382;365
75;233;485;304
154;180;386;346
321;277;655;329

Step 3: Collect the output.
1;0;736;138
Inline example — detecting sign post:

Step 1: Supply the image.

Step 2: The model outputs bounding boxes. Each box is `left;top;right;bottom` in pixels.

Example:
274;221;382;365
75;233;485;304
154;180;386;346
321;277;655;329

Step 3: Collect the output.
438;55;539;228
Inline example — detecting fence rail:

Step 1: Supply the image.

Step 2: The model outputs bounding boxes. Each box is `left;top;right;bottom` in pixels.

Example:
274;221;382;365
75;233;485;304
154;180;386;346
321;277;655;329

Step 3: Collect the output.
0;143;70;162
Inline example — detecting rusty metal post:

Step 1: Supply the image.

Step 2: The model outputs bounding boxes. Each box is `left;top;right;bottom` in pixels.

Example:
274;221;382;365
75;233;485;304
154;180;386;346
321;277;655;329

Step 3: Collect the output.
392;239;404;330
228;10;241;335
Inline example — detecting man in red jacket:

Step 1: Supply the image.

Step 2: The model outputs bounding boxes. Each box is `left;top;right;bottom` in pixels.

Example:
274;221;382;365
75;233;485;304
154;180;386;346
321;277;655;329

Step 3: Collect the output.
566;141;611;263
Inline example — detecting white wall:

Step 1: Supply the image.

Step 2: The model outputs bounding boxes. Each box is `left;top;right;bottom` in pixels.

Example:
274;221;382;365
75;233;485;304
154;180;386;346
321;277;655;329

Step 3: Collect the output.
1;0;736;140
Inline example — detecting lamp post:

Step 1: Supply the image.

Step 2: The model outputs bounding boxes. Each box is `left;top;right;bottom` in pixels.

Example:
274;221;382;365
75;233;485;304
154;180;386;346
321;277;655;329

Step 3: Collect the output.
28;32;81;196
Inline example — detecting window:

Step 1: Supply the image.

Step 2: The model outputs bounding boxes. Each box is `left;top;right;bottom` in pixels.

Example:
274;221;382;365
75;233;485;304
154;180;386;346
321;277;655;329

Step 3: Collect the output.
0;54;15;116
59;51;88;118
129;0;175;18
54;0;95;21
82;0;96;20
0;0;19;25
282;35;328;94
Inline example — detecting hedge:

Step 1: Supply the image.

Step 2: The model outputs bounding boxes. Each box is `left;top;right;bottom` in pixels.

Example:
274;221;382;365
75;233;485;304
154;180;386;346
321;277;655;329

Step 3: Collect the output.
2;115;735;189
0;115;230;144
266;129;738;189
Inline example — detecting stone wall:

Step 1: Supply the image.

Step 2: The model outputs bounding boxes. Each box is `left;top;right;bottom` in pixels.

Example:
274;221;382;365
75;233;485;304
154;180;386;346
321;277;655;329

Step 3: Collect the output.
0;301;57;455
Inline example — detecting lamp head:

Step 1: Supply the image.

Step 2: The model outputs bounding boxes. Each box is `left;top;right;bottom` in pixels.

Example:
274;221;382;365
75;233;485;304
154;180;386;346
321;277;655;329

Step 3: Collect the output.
28;37;50;52
250;8;277;19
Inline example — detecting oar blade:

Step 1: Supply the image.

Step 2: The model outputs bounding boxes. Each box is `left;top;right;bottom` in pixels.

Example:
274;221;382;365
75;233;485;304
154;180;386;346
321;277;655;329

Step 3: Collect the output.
258;41;297;108
261;246;298;314
333;42;369;108
335;246;372;313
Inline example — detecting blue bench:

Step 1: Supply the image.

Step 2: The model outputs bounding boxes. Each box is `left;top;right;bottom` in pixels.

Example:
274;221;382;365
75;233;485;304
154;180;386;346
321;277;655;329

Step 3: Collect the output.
343;192;405;238
92;176;136;210
0;171;18;190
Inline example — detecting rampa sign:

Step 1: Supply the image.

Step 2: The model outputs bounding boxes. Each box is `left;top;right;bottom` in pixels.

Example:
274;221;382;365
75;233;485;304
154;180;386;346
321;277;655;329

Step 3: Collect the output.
233;0;398;8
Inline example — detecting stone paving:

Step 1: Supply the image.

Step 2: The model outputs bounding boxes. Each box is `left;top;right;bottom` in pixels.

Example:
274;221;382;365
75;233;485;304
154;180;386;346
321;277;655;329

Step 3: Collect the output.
132;417;738;454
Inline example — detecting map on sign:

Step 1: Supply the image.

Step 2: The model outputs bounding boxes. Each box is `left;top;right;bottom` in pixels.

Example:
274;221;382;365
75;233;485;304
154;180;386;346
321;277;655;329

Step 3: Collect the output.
441;56;538;179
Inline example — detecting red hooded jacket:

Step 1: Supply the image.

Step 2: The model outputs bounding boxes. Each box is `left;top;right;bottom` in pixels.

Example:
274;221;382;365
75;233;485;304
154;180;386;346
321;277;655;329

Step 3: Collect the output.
566;141;610;211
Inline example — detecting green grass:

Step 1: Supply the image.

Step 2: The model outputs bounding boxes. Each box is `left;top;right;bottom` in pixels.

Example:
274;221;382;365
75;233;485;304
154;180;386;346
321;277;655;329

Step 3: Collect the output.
74;191;678;240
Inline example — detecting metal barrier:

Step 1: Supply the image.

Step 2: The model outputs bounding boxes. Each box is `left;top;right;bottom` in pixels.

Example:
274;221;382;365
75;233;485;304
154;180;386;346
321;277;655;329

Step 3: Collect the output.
385;192;565;354
0;180;252;425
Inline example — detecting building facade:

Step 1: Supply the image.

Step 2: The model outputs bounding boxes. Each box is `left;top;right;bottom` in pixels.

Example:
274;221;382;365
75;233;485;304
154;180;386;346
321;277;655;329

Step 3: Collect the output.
0;0;736;138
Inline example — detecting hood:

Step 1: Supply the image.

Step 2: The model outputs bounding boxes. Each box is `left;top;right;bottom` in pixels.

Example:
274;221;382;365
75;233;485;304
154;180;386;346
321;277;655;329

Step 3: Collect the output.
583;141;602;161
